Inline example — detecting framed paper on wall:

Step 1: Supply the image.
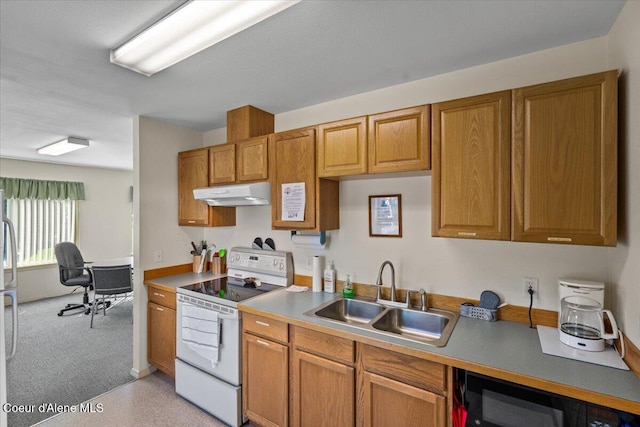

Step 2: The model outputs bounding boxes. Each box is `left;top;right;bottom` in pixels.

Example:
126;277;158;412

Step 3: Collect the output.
369;194;402;237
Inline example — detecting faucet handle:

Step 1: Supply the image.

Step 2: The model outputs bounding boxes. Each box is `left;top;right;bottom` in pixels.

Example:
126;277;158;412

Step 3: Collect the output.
419;288;428;311
405;290;414;307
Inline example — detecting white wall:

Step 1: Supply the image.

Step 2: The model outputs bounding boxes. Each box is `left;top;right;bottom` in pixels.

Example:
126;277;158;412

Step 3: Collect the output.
1;158;133;302
200;36;612;312
133;116;203;375
607;0;640;345
137;4;639;363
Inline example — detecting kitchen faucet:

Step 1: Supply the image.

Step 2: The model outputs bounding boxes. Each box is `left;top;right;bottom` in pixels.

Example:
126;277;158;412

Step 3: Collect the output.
375;260;396;302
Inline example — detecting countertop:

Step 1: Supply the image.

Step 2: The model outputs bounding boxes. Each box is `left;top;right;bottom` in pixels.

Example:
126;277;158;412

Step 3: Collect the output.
239;287;640;414
144;271;226;291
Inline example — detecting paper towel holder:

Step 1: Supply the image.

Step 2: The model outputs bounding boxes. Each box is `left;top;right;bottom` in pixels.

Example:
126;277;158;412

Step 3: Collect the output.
291;231;326;245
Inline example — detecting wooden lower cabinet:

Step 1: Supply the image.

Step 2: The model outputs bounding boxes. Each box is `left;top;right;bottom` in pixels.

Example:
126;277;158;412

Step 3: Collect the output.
243;321;450;427
360;344;448;427
243;329;289;427
362;372;446;427
292;350;355;427
147;300;176;378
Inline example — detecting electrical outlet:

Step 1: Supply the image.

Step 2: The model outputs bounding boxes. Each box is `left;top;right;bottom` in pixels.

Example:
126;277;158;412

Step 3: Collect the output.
522;277;539;298
153;250;162;263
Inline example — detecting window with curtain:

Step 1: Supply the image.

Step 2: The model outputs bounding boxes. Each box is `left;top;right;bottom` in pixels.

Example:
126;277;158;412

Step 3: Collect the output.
1;177;84;268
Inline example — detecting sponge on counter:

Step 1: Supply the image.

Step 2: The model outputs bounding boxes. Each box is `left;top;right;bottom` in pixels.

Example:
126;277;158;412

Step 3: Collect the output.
478;290;501;310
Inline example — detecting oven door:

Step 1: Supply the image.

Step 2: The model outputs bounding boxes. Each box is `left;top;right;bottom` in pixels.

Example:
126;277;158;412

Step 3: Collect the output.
176;294;242;386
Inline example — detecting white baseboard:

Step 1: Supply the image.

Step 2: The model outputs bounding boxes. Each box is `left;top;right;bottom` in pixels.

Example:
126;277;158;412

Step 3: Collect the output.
130;365;156;379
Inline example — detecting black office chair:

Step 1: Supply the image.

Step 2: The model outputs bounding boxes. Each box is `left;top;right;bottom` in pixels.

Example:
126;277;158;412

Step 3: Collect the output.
90;264;133;328
54;242;108;316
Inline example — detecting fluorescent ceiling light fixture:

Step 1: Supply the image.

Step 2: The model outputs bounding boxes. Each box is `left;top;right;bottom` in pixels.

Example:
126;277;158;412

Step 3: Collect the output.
110;0;299;76
37;137;90;156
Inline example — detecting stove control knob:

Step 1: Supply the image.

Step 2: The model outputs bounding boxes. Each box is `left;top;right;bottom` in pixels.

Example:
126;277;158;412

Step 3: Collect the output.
279;262;284;270
273;259;278;266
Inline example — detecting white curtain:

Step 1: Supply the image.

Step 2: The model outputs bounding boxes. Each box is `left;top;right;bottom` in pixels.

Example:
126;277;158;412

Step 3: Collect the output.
5;198;77;267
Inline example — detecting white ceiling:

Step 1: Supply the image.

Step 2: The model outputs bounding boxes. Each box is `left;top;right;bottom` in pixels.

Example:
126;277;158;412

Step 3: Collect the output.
0;0;625;171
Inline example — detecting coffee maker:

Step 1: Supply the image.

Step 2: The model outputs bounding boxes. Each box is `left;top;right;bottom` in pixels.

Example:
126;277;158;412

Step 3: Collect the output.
557;279;618;351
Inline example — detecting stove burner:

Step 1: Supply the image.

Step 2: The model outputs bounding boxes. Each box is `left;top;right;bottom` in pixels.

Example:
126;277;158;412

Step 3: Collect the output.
179;277;282;304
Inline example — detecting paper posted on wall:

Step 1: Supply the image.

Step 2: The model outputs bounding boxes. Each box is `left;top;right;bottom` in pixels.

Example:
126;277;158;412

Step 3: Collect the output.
281;182;305;221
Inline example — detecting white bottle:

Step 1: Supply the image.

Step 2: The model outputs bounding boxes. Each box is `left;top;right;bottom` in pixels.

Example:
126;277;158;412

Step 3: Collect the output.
323;260;336;293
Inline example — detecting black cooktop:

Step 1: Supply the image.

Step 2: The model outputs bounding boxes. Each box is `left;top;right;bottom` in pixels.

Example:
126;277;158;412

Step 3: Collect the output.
180;277;282;303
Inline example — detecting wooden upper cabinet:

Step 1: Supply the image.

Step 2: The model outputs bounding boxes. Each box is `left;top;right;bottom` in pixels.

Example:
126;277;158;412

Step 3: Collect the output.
209;144;236;185
512;70;617;246
178;148;211;226
368;105;431;173
432;91;511;240
227;105;274;142
271;129;317;229
317;116;367;177
208;136;270;185
237;136;269;182
178;148;236;227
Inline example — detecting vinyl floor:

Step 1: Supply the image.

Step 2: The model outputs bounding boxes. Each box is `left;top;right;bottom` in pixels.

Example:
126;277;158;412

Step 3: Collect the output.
36;372;229;427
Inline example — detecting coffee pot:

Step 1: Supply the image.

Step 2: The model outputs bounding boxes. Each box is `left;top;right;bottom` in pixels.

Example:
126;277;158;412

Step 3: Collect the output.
559;296;618;352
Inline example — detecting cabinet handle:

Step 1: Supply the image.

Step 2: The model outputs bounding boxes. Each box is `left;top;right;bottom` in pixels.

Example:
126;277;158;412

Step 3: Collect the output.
188;220;196;224
457;232;477;237
156;307;164;312
256;320;270;327
256;339;270;347
153;292;165;297
547;237;572;242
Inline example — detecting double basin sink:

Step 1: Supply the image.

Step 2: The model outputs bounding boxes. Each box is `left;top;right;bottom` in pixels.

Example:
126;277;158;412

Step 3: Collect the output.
304;297;458;347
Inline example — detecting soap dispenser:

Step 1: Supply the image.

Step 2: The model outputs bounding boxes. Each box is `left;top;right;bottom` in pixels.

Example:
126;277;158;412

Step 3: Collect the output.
323;260;336;293
342;274;354;299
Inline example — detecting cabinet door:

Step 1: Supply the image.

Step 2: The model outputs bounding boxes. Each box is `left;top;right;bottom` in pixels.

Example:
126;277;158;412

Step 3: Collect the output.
362;372;446;427
271;129;316;229
432;91;511;240
292;350;355;427
237;136;269;182
178;149;210;226
317;116;367;177
512;71;617;246
368;105;430;173
147;302;176;378
243;333;288;427
209;144;236;184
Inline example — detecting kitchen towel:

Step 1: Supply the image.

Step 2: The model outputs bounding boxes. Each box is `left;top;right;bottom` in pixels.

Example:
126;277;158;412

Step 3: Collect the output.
312;255;323;292
285;285;309;292
182;303;220;367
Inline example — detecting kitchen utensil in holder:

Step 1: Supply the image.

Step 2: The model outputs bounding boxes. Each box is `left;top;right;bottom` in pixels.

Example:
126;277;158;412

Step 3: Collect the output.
460;304;497;321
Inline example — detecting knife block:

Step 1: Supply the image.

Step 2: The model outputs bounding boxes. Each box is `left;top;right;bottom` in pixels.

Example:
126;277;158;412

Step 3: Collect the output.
210;256;226;275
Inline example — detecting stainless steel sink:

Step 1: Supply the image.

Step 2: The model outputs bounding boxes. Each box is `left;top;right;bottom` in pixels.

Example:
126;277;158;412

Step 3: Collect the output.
371;308;457;346
310;298;386;325
304;298;458;347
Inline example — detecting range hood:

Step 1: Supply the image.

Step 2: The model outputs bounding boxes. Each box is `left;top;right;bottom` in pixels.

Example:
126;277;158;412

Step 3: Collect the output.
193;182;271;207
